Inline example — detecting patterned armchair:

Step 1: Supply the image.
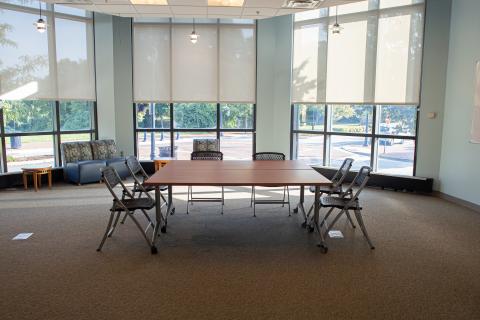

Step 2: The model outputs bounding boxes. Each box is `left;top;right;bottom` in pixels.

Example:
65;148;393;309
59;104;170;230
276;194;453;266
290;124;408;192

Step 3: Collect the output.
193;138;219;152
61;140;129;185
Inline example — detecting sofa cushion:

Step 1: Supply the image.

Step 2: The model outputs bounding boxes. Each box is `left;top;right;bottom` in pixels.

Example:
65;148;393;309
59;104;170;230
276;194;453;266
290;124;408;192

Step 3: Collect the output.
65;160;106;184
77;142;93;161
193;139;219;152
62;142;80;163
91;140;119;160
106;157;129;179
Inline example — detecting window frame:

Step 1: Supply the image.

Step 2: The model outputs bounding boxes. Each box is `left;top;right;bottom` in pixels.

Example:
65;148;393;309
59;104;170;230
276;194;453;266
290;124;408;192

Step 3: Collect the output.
290;103;419;176
0;101;98;173
133;102;256;160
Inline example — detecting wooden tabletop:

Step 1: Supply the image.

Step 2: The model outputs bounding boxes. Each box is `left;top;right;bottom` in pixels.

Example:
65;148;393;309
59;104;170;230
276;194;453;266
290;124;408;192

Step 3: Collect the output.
21;166;52;172
145;160;331;187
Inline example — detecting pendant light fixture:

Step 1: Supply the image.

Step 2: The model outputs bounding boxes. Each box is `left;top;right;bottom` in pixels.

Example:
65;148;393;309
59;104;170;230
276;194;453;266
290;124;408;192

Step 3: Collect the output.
331;6;343;35
34;1;47;33
190;18;199;44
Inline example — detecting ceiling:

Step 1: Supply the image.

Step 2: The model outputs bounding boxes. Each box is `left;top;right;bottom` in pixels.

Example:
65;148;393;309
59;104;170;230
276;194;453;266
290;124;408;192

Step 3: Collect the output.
42;0;363;19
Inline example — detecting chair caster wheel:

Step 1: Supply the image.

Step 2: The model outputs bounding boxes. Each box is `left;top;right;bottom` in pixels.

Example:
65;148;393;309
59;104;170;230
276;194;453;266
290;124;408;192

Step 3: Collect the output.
307;225;315;233
293;208;298;214
151;246;158;254
170;208;175;215
301;221;307;228
318;244;328;254
370;246;375;250
161;226;167;233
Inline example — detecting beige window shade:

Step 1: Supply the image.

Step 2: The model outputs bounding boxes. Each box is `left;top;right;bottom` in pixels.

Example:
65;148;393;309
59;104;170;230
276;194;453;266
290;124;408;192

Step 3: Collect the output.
292;2;425;105
375;6;423;104
219;25;256;103
171;24;218;102
133;22;256;103
0;10;55;100
133;24;171;102
326;19;367;103
55;18;96;101
292;21;327;103
0;7;96;101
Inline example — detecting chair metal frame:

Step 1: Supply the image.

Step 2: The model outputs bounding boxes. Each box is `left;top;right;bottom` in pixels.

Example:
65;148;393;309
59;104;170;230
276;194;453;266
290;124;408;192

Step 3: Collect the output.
310;166;375;249
250;152;291;217
187;151;225;215
306;158;354;226
97;166;157;252
121;156;169;225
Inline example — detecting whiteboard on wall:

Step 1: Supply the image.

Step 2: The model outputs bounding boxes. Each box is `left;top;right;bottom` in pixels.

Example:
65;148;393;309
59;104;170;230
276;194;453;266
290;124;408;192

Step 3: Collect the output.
471;60;480;143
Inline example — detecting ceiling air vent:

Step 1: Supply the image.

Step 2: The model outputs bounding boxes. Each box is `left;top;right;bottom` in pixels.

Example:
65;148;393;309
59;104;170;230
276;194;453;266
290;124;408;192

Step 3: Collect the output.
283;0;324;9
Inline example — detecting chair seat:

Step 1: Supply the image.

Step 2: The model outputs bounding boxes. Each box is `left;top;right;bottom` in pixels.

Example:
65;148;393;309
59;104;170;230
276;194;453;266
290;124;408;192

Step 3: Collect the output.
320;196;361;210
112;198;155;211
309;185;342;194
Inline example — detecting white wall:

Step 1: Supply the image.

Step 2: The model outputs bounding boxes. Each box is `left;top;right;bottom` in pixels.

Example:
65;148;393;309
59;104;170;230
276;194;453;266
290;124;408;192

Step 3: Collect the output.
256;15;293;157
438;0;480;205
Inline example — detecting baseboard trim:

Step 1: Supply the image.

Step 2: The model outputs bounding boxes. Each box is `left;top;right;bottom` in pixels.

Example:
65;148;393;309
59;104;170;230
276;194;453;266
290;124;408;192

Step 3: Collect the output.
434;191;480;213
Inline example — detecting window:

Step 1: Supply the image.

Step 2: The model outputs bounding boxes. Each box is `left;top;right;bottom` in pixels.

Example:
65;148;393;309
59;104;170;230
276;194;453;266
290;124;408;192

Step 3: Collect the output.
291;1;423;176
134;103;255;160
292;104;417;175
0;2;96;173
133;19;256;160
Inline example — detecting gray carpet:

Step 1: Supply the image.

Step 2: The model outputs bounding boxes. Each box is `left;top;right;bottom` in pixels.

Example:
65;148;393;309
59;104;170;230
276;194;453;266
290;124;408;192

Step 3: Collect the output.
1;183;479;320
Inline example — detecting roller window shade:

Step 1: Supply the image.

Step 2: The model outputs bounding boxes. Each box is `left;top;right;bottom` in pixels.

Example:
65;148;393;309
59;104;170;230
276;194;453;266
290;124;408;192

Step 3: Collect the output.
219;25;256;103
133;24;171;102
55;18;96;101
171;24;218;102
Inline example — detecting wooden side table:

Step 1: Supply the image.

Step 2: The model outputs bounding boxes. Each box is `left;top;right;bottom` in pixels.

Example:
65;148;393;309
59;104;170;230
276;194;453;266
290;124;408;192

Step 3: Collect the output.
153;158;174;172
22;167;52;192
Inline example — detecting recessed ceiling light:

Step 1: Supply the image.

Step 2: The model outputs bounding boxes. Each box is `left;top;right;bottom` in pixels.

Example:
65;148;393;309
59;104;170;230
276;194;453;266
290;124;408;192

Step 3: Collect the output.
208;0;245;7
130;0;168;5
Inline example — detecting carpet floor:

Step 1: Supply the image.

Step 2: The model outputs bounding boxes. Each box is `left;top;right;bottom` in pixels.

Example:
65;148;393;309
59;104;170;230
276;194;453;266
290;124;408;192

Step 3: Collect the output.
0;183;479;320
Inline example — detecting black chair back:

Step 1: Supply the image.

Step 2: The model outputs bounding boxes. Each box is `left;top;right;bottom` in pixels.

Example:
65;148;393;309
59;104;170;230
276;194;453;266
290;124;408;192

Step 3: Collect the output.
253;152;285;161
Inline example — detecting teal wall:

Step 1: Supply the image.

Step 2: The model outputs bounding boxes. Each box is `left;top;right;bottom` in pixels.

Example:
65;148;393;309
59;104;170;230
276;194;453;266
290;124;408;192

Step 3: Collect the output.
94;14;134;156
438;0;480;205
256;15;293;157
415;0;451;189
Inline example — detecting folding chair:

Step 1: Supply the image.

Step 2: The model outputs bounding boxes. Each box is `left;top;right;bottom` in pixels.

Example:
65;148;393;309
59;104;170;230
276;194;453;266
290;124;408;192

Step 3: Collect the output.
305;158;354;225
121;156;170;225
96;166;155;252
316;166;375;249
187;151;224;214
251;152;290;217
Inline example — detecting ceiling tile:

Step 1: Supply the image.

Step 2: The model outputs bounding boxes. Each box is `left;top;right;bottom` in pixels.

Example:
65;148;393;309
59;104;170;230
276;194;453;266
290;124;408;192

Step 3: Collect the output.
170;5;207;14
167;0;208;6
60;4;97;10
172;14;208;18
134;4;172;13
242;7;277;16
275;8;306;16
94;4;137;13
243;0;284;8
207;7;242;15
207;14;241;18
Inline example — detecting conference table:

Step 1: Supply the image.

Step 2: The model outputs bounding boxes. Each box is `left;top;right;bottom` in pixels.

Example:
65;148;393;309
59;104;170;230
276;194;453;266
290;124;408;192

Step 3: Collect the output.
144;160;332;254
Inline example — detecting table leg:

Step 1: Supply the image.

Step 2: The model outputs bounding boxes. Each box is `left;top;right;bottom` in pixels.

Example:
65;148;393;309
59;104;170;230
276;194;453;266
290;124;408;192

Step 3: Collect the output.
38;175;42;188
314;186;328;253
293;185;305;214
23;173;28;190
33;173;38;192
151;186;161;254
48;171;52;189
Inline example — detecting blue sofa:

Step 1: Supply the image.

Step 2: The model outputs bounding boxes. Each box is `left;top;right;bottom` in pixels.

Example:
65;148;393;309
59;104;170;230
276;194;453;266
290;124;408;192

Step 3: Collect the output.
61;140;129;184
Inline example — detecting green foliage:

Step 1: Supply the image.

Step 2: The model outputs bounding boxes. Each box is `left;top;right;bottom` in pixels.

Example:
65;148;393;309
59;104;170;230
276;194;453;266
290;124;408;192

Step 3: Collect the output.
60;101;92;131
2;100;54;132
221;104;253;129
174;103;216;129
